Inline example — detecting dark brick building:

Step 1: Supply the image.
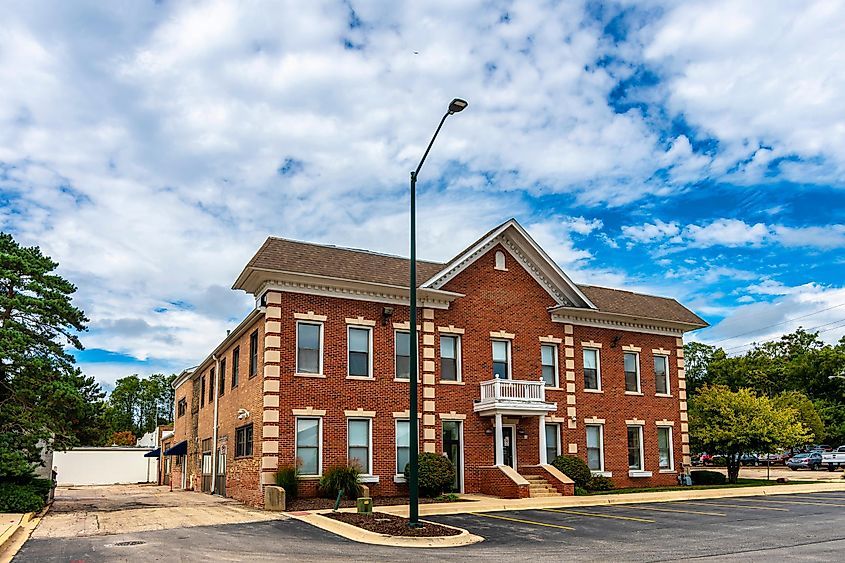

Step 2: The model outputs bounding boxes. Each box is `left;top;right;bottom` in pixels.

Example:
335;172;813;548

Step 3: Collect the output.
167;219;706;506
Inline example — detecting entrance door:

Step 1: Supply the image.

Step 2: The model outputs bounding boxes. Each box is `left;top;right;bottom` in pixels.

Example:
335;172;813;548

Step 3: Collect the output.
214;446;226;496
495;426;517;469
442;421;463;492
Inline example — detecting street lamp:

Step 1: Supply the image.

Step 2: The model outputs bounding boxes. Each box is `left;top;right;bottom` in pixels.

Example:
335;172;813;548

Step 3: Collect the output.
408;98;467;528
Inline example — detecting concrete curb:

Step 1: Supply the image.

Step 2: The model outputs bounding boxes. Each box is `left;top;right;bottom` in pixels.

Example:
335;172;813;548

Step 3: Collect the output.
290;512;484;548
0;512;40;563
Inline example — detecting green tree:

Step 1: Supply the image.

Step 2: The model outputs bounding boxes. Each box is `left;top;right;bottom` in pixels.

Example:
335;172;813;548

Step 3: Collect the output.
772;391;824;444
106;372;177;437
0;233;97;478
683;342;723;395
689;385;810;483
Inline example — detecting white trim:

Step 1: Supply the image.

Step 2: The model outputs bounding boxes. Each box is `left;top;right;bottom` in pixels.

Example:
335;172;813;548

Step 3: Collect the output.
394;329;410;380
583;347;601;391
345;316;376;326
295;417;323;477
545;421;562;460
591;471;613;478
440;333;462;383
395;419;410;475
627;425;645;472
501;423;518;470
442;419;465;493
657;425;674;472
295;320;324;376
347;418;373;476
624;351;641;393
541;343;559;388
347;325;373;378
551;309;701;336
585;423;605;473
489;330;515;339
295;311;328;322
628;470;653;478
492;339;512;379
654;354;671;396
437;325;465;334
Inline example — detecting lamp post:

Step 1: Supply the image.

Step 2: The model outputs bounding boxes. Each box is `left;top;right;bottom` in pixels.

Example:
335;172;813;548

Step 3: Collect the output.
408;98;467;528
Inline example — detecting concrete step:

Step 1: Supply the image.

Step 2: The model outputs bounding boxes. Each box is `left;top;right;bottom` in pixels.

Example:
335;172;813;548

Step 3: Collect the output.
523;474;563;498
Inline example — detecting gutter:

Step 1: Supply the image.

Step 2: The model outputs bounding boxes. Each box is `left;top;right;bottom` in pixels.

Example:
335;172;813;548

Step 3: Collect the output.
210;354;220;495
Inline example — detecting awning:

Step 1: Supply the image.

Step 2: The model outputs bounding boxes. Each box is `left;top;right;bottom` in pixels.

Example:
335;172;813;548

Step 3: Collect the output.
143;448;161;458
163;440;187;456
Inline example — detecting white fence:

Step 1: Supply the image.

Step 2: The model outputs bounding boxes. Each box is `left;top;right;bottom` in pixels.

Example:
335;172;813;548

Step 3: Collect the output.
53;447;158;486
478;378;546;404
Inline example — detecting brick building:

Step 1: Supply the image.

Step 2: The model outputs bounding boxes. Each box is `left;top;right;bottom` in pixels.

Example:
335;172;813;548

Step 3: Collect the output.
167;219;706;506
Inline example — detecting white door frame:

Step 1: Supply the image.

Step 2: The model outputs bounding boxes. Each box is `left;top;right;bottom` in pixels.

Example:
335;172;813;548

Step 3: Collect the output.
502;424;518;470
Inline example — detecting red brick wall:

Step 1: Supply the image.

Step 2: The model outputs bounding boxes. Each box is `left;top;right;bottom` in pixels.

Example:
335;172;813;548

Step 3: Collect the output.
475;466;530;498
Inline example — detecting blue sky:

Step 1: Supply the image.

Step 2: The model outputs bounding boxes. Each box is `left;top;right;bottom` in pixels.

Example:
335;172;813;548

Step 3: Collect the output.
1;0;844;388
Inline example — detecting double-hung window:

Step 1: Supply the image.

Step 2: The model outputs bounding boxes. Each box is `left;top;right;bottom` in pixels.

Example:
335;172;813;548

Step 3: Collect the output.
231;347;239;388
654;356;670;395
177;398;187;417
249;330;259;378
624;352;640;392
348;327;371;377
395;420;410;475
441;335;460;381
235;423;253;458
541;344;558;387
395;331;410;379
200;376;206;408
627;426;644;471
347;419;371;474
492;340;510;379
657;426;673;470
544;423;560;463
586;424;604;472
296;322;322;374
296;418;321;476
208;369;215;403
219;359;226;397
583;349;600;390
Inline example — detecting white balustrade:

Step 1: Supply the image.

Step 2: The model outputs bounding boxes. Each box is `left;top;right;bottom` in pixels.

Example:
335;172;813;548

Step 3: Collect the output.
478;377;546;405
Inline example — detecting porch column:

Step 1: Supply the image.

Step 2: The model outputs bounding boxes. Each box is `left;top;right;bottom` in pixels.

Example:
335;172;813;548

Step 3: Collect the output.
494;413;504;466
539;415;548;465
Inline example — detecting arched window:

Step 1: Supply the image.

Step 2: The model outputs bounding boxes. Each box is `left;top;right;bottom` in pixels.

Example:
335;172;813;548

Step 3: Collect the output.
495;250;507;271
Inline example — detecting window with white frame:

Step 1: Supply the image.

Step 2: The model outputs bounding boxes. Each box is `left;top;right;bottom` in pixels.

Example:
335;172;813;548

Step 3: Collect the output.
541;344;558;387
492;340;510;379
395;331;410;379
586;424;604;472
347;419;371;474
296;322;322;374
654;355;670;395
627;426;644;471
395;419;410;474
583;348;600;390
440;335;461;381
657;426;673;470
624;352;640;392
544;423;560;463
348;327;371;377
296;418;321;476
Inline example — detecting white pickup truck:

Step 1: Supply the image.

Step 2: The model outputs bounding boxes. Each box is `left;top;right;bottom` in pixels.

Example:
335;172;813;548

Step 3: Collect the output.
822;446;845;471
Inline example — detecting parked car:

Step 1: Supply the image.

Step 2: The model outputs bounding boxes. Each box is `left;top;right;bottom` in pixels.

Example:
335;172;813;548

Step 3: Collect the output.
761;452;789;465
786;452;823;471
812;445;833;452
821;448;845;471
692;453;712;466
740;453;760;466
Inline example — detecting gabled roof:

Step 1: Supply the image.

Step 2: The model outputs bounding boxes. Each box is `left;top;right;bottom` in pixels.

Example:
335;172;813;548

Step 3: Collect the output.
575;285;707;327
420;218;596;308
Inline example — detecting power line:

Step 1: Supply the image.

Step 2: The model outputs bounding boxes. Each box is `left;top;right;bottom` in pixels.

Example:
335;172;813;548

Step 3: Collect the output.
708;301;845;345
723;317;845;354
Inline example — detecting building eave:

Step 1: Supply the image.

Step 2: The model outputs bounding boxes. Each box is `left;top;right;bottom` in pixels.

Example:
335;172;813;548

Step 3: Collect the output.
549;305;708;336
190;308;266;378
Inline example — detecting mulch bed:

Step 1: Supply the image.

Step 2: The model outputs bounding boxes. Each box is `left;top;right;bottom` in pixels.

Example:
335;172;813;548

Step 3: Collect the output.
286;496;468;512
321;511;461;537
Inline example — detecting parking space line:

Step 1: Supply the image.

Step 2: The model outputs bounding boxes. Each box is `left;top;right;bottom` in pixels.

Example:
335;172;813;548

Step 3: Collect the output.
471;512;575;530
542;508;655;523
675;501;788;512
608;505;726;517
730;498;845;507
784;495;845;502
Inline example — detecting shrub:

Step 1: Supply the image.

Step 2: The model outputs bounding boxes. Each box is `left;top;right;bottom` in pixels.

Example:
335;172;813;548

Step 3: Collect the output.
0;482;46;513
404;452;455;498
319;465;362;499
587;475;615;491
435;493;461;502
551;455;592;489
574;486;589;496
690;470;727;485
274;464;300;501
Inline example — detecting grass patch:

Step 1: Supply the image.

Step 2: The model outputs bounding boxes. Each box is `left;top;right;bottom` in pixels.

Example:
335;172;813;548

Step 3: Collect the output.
579;478;821;495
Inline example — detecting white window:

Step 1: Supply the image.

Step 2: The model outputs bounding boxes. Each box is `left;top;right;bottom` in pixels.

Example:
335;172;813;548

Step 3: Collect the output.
296;418;321;476
583;348;601;390
654;355;670;395
624;352;641;393
296;322;322;374
627;426;644;471
440;335;461;382
586;424;604;472
657;426;674;471
492;340;511;379
395;420;410;475
544;423;560;463
541;344;558;387
348;419;372;474
395;331;410;379
348;326;372;378
495;250;507;270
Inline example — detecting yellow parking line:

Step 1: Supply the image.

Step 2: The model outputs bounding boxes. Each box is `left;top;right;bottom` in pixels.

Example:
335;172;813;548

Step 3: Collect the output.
542;508;655;523
676;501;788;512
609;505;726;517
471;512;575;530
731;498;845;508
785;495;845;502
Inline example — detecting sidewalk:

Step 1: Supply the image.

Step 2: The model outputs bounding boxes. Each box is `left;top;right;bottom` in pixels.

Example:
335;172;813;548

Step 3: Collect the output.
0;512;39;563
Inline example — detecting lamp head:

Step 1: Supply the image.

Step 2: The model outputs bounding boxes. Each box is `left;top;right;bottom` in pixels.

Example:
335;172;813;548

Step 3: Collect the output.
448;98;468;114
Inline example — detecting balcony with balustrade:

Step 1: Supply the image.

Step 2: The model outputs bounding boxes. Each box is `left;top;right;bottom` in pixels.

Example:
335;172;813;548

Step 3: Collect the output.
474;377;557;416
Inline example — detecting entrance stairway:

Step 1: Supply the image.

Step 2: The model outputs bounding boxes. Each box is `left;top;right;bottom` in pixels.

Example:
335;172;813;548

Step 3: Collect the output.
524;474;563;498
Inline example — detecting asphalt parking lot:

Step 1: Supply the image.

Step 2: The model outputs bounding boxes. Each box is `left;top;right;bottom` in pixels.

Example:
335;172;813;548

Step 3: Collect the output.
15;490;845;562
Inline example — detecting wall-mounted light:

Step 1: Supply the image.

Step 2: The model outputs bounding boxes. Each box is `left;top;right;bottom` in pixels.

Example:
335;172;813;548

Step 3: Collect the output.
382;306;394;326
610;335;622;348
237;408;250;420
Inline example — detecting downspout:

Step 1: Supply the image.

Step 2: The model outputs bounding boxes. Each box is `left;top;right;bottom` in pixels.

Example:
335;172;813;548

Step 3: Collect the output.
211;354;220;495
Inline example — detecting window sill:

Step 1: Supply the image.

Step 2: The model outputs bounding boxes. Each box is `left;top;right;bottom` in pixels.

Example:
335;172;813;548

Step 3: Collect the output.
359;475;380;484
659;469;676;474
583;388;603;394
346;376;375;381
439;380;465;385
545;386;562;391
300;475;321;481
655;393;672;398
294;373;326;378
393;474;407;484
624;391;644;396
628;470;653;478
591;471;612;477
